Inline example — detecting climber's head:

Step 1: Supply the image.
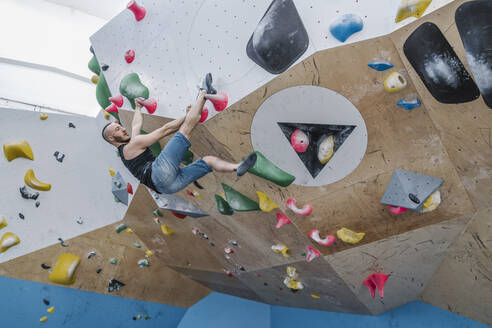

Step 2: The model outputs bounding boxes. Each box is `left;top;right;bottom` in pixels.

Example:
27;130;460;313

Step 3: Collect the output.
102;121;130;146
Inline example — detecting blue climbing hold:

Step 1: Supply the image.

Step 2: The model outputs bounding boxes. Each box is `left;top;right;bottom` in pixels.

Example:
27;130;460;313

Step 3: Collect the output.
368;61;394;71
329;14;363;43
397;98;422;110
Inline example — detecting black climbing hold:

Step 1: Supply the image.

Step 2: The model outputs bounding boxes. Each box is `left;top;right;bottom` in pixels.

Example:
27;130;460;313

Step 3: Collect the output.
409;193;420;204
88;251;96;259
101;64;109;71
193;180;204;189
247;0;309;74
54;151;65;163
291;289;299;294
43;299;50;306
237;152;257;177
19;213;25;220
403;22;480;104
278;122;356;178
264;282;268;286
201;72;217;95
108;278;125;292
41;264;51;270
239;266;245;271
20;186;39;200
96;268;102;274
58;238;68;247
210;242;215;246
76;217;84;224
89;46;94;54
132;317;137;321
35;201;40;208
68;122;76;128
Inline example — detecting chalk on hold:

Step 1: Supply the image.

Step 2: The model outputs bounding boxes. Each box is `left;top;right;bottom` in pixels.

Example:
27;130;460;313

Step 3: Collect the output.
364;273;389;299
256;191;278;213
422;190;441;213
153;209;163;217
368;61;394;71
248;151;295;187
286;198;312;216
384;72;407;93
317;135;334;164
199;106;209;123
221;183;260;212
290;129;309;153
3;140;34;162
275;212;291;229
119;73;150;109
161;224;174;236
284;266;304;290
138;259;149;267
127;0;146;21
124;49;135;63
395;0;432;23
48;254;80;285
40;113;48;120
205;92;228;112
24;169;51;191
330;14;363;43
133;241;142;248
337;227;365;244
105;103;119;114
305;246;321;263
224;247;234;254
135;97;157;114
110;258;117;265
0;232;20;252
309;230;335;247
0;216;7;230
271;244;290;258
397;97;421;110
388;205;408;215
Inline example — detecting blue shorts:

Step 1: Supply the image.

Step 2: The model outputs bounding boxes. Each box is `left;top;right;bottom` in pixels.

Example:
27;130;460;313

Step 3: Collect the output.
151;132;212;194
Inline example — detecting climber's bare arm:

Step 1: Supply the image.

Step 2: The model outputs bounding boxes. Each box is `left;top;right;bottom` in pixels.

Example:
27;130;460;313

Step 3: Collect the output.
131;100;144;138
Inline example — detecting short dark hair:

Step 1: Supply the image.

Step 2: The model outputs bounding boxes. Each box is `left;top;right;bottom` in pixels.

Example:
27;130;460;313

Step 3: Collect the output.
101;122;112;143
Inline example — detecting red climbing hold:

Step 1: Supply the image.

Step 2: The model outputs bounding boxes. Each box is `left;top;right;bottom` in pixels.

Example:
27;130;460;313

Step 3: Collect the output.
206;92;228;112
199;106;209;123
275;212;291;229
135;98;157;114
305;245;321;262
109;95;124;108
127;0;146;21
127;183;133;194
290;129;309;153
286;198;312;216
365;273;389;299
388;205;408;215
186;189;194;197
125;49;136;63
171;211;186;219
105;103;119;114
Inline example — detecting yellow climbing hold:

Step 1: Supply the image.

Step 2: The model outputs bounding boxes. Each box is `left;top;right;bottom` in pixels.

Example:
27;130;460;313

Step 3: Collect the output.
395;0;432;23
256;191;278;213
137;314;142;319
40;316;48;322
145;250;153;257
311;294;320;299
318;135;334;164
126;228;134;234
336;227;365;244
40;113;48;120
47;307;55;314
422;190;441;213
103;110;110;120
24;169;51;191
0;216;7;230
109;167;115;177
0;232;20;252
49;254;80;285
384;72;407;93
286;266;298;279
3;140;34;162
91;75;99;84
271;244;290;258
161;224;174;236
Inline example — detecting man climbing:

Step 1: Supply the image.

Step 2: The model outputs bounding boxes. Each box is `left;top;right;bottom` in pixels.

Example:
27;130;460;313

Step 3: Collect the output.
102;74;256;194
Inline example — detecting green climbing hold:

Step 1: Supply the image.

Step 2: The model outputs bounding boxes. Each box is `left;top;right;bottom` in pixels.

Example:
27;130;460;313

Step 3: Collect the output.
182;150;194;166
222;183;260;212
96;72;114;113
88;55;100;75
141;130;162;157
119;73;150;109
248;151;295;187
153;209;163;217
115;224;127;233
215;195;234;215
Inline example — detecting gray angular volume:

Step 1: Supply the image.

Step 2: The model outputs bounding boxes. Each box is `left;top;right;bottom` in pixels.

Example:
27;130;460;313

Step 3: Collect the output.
112;172;128;205
148;188;208;218
381;169;443;212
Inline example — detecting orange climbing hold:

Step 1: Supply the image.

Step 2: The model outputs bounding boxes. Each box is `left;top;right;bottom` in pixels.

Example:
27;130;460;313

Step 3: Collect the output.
3;140;34;162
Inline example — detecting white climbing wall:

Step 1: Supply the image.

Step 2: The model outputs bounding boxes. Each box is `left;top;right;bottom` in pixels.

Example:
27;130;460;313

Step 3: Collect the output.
0;107;138;263
90;0;454;120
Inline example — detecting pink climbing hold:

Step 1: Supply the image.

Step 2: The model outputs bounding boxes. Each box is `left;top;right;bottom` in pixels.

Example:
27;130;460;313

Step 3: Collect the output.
206;92;228;112
135;98;157;114
290;129;309;153
275;212;291;229
388;205;408;215
124;49;135;63
127;183;133;195
305;246;321;263
199;106;209;123
127;0;146;21
365;273;389;299
309;229;335;247
105;103;119;114
363;279;376;298
286;198;312;216
109;95;124;108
